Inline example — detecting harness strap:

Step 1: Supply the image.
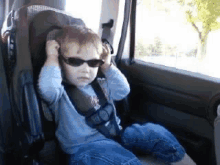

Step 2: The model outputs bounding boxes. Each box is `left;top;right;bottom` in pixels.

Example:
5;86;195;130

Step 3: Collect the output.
64;79;121;139
86;103;114;126
91;80;121;139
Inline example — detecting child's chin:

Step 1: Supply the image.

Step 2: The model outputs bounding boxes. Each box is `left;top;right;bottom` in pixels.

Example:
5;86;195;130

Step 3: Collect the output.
76;82;90;88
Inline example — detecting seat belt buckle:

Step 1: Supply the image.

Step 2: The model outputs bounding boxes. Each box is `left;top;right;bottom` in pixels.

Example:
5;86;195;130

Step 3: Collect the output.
86;103;114;127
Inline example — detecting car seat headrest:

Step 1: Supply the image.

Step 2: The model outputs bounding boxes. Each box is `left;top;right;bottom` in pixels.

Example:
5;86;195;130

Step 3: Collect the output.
46;29;60;41
27;7;85;82
11;0;65;14
1;4;86;83
2;5;84;42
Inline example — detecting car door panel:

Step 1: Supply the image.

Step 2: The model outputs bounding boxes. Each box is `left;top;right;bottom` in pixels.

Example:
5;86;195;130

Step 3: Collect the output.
118;58;217;165
120;59;220;121
144;102;213;140
130;82;208;118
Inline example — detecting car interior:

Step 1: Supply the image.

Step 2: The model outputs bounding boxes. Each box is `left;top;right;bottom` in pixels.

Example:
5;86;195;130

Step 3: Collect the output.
0;0;219;165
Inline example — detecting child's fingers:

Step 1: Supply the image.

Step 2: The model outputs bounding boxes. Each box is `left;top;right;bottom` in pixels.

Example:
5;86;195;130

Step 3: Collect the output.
101;43;110;59
46;40;60;57
104;43;111;54
47;40;60;49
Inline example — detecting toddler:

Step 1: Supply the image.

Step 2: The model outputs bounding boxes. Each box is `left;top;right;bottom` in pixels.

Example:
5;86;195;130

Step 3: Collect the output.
38;25;188;165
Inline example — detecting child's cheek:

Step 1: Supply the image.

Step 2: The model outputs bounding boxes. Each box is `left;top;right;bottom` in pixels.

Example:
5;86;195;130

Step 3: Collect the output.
92;68;99;77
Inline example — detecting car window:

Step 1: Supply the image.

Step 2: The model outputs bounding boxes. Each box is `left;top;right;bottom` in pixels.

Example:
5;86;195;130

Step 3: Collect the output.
65;0;102;34
135;0;220;78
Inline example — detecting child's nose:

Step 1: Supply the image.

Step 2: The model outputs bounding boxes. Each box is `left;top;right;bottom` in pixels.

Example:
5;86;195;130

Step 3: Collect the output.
81;62;90;72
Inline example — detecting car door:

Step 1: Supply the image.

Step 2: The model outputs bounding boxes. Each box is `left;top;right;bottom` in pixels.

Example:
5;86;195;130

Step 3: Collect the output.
114;0;219;165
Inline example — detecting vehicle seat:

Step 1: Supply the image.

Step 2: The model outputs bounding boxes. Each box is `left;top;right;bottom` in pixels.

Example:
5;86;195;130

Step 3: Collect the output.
1;4;86;165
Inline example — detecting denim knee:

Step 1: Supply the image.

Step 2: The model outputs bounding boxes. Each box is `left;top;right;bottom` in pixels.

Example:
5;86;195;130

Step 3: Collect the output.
120;123;186;163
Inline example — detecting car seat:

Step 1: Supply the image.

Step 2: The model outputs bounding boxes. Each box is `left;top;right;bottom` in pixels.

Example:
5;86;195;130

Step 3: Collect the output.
1;2;88;164
1;1;182;165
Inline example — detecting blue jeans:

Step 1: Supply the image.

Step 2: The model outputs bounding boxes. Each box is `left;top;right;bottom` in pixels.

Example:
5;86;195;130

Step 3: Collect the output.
121;123;186;163
68;123;185;164
68;139;142;165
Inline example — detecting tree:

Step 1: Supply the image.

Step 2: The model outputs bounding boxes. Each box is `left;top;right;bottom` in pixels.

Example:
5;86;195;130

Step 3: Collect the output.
165;44;177;56
135;41;148;57
154;36;163;55
178;0;220;62
186;47;197;57
147;44;155;55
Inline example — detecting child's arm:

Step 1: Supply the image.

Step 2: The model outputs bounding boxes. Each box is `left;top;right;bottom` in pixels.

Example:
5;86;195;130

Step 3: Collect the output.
37;40;64;105
100;44;130;101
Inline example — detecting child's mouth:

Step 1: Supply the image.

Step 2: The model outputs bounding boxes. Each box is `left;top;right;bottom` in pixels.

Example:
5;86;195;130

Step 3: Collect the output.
78;77;89;80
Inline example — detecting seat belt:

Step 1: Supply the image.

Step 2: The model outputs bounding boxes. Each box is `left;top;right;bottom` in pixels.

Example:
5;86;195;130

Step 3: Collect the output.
214;105;220;165
102;19;114;54
63;79;122;140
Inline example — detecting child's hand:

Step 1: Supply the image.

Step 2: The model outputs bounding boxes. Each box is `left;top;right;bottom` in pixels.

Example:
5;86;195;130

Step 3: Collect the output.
100;43;112;72
46;40;60;58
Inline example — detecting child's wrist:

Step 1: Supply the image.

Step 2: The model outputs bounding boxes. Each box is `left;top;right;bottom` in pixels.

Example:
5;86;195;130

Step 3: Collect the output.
101;63;112;73
45;56;60;67
47;55;59;59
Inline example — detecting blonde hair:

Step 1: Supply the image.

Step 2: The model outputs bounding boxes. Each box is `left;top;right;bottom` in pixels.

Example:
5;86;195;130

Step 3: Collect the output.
55;25;103;56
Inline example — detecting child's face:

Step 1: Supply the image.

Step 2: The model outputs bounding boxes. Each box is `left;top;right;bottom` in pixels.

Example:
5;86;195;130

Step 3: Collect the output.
61;42;100;88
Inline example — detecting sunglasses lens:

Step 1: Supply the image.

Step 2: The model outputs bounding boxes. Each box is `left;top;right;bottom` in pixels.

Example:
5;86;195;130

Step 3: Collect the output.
88;60;104;67
68;58;84;66
61;56;104;67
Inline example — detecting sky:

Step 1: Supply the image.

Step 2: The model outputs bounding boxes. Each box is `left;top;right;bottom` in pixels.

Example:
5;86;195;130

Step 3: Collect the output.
65;0;102;33
136;1;199;51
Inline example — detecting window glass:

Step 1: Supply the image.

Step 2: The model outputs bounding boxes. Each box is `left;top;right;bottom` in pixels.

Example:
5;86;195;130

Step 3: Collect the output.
65;0;102;34
135;0;220;78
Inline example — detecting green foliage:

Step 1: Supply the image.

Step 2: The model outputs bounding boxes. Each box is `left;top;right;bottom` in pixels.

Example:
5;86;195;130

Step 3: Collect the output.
135;41;148;57
135;36;164;57
180;0;220;32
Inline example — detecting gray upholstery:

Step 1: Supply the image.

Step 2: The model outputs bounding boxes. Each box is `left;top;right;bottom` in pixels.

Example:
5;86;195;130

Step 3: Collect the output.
11;5;82;27
27;5;77;22
139;155;169;165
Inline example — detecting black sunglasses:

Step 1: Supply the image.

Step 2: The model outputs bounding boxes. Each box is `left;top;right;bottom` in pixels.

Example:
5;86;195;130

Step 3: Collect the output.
60;55;104;67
